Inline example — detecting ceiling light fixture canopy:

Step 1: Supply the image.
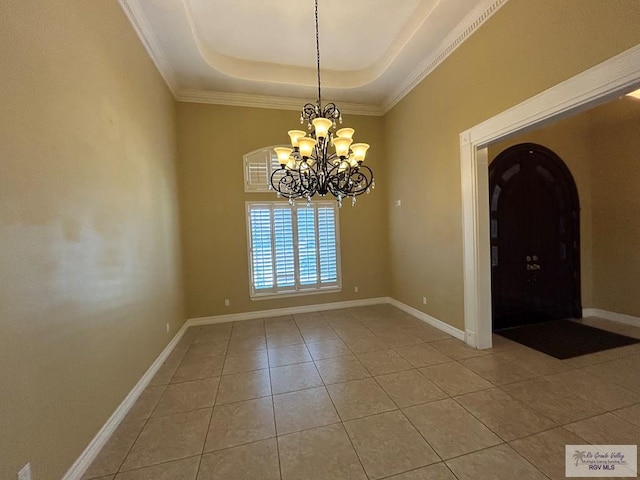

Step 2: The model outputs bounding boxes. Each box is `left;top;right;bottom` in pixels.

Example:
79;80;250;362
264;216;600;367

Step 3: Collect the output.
270;0;374;207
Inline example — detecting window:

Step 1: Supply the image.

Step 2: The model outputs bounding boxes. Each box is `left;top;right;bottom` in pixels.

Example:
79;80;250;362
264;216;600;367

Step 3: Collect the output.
246;201;341;298
243;146;281;192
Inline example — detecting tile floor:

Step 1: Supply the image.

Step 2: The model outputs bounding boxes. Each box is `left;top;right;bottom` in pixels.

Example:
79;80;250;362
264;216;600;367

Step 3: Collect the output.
83;305;640;480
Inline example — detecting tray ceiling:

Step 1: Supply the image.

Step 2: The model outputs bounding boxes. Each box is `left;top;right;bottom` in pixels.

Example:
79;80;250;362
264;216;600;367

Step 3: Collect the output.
119;0;507;114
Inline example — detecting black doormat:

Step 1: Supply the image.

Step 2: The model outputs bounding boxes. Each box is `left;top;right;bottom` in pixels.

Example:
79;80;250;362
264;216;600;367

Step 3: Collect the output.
495;319;640;359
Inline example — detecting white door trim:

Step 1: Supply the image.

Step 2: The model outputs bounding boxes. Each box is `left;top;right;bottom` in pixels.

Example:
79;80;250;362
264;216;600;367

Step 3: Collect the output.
460;44;640;349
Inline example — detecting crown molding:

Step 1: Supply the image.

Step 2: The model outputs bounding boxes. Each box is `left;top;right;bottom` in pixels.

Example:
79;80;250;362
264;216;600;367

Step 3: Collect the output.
176;89;384;116
118;0;179;96
380;0;509;113
121;0;507;116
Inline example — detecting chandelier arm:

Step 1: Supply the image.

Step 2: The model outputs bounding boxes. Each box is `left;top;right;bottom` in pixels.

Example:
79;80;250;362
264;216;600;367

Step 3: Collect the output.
270;168;301;199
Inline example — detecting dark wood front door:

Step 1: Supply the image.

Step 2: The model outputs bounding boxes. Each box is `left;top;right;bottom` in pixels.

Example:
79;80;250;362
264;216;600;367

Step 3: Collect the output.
489;143;581;330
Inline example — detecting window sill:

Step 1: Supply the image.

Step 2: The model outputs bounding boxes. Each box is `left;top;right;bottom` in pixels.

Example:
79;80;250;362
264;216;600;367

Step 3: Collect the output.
250;286;342;301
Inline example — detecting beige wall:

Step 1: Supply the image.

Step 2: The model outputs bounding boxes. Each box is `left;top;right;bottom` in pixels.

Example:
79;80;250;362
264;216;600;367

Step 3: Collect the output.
384;0;640;330
177;103;389;318
0;1;185;478
590;97;640;316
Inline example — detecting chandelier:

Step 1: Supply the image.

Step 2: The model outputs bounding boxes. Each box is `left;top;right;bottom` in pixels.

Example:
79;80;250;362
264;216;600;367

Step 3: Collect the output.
270;0;374;207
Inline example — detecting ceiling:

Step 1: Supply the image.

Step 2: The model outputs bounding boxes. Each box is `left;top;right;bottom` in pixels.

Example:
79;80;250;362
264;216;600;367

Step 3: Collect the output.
119;0;507;114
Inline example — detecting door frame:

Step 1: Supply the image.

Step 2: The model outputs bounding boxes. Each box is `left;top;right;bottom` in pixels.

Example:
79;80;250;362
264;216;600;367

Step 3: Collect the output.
460;44;640;349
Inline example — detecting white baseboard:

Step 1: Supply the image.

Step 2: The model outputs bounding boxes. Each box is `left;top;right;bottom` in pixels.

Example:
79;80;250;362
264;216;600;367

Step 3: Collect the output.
62;321;191;480
386;298;466;341
187;297;391;326
582;308;640;327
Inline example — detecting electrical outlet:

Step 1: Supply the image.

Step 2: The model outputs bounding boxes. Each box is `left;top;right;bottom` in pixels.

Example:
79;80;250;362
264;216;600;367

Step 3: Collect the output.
354;286;359;293
422;296;427;305
166;323;170;333
224;299;230;306
17;463;31;480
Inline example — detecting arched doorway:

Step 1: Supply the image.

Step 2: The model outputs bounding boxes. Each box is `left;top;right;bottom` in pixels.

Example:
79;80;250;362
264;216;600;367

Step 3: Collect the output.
489;143;582;330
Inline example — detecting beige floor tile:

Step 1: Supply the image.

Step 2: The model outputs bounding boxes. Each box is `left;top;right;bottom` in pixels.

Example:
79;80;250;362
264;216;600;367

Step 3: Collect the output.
294;311;325;323
182;340;228;360
222;350;268;375
192;328;231;345
171;355;224;383
264;323;298;338
214;369;271;405
230;319;264;338
429;338;490;360
385;463;457;479
446;444;547;480
612;403;640;426
545;369;640;410
227;334;266;353
267;343;311;367
394;343;452;368
356;349;413;375
301;326;339;343
120;409;210;471
278;423;367;480
583;356;640;391
340;332;389;353
266;330;305;348
562;352;609;368
327;378;397;421
510;427;589;480
315;355;371;384
409;325;453;343
500;378;606;424
344;411;439;479
455;388;557;441
460;354;538;386
198;438;280;480
374;329;425;348
152;377;219;417
564;412;640;444
366;319;405;334
148;362;180;387
123;386;166;423
270;361;323;394
375;369;448;408
419;362;492;396
264;314;294;325
273;386;340;434
307;338;352;360
204;396;275;452
497;348;572;376
113;456;199;480
403;399;501;459
82;420;146;479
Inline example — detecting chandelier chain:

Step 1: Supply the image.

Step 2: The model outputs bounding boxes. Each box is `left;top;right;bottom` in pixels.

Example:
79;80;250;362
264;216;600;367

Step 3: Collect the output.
314;0;321;108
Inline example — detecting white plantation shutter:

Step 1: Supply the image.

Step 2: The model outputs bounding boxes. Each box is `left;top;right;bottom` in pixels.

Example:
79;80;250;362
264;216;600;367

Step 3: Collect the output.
297;207;318;286
273;206;295;288
318;206;338;283
243;147;284;192
248;207;274;289
246;202;340;297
